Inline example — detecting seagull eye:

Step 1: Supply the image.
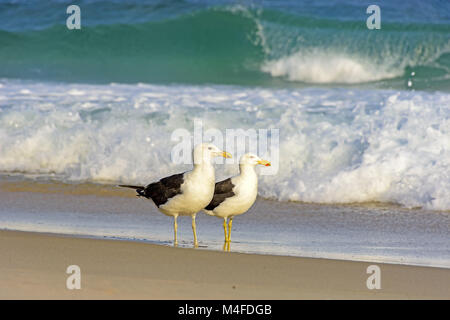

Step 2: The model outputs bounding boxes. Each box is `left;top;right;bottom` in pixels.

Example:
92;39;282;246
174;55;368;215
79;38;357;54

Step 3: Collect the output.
208;147;212;150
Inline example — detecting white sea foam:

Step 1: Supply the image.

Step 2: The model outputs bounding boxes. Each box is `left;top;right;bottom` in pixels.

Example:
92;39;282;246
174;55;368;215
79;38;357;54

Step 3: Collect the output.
261;50;402;83
0;79;449;210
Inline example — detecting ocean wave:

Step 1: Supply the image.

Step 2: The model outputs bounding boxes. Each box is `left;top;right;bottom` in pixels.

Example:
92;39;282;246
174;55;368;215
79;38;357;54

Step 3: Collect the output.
261;50;402;83
1;79;449;210
0;5;449;89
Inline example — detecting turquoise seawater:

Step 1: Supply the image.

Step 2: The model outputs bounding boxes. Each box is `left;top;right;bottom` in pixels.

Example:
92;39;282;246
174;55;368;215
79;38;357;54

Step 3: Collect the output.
0;0;449;90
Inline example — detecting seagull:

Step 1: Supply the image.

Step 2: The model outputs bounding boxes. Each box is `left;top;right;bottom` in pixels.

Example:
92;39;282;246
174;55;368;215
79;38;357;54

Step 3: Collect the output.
203;153;270;250
120;143;231;247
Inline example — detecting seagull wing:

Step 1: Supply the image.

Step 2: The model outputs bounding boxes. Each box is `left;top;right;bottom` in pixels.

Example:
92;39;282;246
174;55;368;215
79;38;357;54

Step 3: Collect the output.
141;172;185;207
205;178;235;211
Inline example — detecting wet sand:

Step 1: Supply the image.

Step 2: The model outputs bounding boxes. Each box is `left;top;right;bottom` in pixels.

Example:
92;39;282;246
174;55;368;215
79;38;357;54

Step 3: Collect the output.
0;229;449;299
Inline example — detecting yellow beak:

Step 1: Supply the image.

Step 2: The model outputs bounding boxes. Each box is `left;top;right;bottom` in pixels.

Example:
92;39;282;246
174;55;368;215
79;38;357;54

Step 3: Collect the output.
222;151;232;158
257;159;271;167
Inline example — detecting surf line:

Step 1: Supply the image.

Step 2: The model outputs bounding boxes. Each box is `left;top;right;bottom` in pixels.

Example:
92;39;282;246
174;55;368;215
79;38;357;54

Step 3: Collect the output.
178;304;213;317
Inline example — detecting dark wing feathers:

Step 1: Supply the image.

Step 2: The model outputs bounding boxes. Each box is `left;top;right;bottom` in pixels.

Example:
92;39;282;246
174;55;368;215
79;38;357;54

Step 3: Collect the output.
213;178;234;194
160;173;185;189
205;178;235;211
129;172;185;207
121;173;235;211
119;185;144;191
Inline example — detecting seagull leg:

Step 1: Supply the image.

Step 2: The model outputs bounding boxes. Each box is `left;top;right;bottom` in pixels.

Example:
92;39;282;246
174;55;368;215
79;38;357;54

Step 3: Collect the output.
192;214;198;248
173;214;178;247
223;217;228;245
227;217;233;243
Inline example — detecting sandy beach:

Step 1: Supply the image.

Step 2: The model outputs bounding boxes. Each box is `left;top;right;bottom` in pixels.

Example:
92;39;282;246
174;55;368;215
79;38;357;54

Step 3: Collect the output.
0;179;449;299
0;229;449;299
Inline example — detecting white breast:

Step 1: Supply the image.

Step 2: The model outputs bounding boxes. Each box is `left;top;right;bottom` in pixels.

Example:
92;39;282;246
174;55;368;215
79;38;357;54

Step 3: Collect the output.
160;164;215;216
211;171;258;218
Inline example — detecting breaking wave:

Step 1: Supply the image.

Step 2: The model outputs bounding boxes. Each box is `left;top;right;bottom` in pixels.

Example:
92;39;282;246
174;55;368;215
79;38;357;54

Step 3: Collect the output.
1;79;449;210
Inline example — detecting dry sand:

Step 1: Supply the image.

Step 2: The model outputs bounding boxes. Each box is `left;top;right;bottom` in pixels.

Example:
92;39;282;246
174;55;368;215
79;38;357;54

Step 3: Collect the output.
0;230;448;299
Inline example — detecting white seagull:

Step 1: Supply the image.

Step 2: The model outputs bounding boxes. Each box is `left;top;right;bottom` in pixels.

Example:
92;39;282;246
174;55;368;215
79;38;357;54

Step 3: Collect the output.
120;143;231;247
203;153;270;250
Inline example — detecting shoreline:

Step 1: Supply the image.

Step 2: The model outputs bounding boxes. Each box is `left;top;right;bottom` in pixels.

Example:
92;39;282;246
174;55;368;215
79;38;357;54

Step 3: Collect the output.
1;226;448;270
1;229;449;299
1;177;449;269
0;175;430;210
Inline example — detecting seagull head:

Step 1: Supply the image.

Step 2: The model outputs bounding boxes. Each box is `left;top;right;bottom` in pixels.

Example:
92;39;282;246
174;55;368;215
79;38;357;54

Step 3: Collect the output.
240;153;271;167
193;143;232;164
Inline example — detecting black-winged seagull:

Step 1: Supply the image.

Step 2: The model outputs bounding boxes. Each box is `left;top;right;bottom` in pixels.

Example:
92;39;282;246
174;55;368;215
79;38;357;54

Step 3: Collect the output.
203;153;270;250
120;143;231;247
